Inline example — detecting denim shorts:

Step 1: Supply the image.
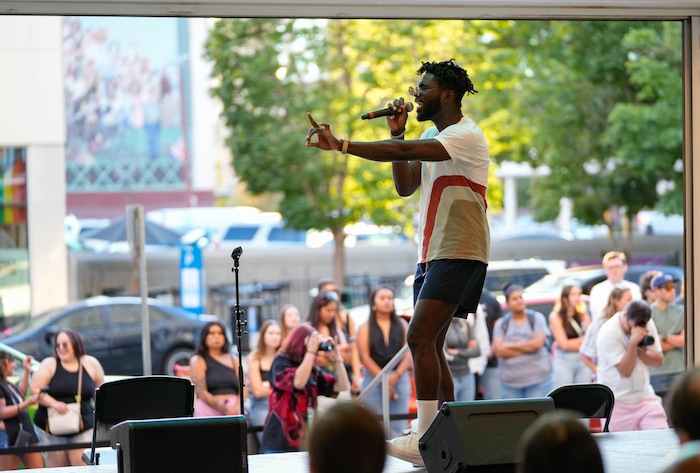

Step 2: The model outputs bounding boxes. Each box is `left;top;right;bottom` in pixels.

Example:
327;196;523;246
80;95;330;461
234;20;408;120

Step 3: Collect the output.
34;425;93;445
414;259;487;315
0;430;7;449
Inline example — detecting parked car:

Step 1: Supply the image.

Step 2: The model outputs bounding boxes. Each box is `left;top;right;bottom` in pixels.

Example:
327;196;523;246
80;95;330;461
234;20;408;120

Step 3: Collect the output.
483;259;566;295
524;264;684;296
0;296;218;376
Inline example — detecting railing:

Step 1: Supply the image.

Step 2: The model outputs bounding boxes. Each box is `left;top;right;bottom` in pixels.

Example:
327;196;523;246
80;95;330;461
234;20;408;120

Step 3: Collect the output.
354;344;411;439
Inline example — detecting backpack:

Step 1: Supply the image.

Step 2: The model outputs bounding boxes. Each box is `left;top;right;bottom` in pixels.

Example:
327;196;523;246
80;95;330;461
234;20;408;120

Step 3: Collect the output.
500;309;553;353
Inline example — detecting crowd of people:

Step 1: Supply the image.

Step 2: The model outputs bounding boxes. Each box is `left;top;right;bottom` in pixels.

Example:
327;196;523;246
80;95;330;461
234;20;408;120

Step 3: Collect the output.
0;248;689;469
180;278;412;454
477;250;687;434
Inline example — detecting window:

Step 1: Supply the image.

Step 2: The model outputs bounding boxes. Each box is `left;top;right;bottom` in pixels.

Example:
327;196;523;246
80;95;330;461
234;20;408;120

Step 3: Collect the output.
223;226;258;241
268;227;306;243
56;307;104;331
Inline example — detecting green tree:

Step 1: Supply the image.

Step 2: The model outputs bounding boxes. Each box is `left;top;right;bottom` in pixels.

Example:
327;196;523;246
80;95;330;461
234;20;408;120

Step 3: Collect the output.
205;18;503;284
481;20;682;253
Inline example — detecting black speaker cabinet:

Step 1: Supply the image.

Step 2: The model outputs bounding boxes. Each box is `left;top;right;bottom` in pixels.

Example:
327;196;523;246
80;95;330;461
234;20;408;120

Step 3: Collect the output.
419;397;555;473
110;415;248;473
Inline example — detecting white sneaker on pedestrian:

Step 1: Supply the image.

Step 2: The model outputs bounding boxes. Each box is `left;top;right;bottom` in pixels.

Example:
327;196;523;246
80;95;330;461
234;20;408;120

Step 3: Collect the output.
386;431;424;466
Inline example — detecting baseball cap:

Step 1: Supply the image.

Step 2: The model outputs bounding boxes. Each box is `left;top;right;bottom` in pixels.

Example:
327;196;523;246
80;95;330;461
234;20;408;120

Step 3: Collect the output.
652;272;680;289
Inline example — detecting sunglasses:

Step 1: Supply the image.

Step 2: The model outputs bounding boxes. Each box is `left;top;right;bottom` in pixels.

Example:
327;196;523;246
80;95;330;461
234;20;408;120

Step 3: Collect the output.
56;342;70;349
660;283;677;291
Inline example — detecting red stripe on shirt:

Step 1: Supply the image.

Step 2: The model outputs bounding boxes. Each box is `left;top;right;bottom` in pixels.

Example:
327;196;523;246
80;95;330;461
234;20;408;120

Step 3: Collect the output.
421;175;487;262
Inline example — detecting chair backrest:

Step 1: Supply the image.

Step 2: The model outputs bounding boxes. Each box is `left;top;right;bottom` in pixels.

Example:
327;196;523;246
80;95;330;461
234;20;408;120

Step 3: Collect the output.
95;376;195;425
88;376;195;464
547;383;615;432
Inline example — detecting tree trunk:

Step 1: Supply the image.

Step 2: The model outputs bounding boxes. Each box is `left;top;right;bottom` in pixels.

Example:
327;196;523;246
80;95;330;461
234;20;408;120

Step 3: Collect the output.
333;229;346;287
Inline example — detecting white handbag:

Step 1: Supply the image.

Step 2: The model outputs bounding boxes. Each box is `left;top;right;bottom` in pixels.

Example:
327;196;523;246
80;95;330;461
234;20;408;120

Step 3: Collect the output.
46;360;84;436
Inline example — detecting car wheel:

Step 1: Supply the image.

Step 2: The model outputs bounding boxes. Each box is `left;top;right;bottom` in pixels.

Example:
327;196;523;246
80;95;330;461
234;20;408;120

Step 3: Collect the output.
162;347;194;376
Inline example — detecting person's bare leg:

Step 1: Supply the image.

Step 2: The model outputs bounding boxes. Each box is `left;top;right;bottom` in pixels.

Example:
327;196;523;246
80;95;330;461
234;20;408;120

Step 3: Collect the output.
22;452;45;469
67;447;86;466
46;450;70;467
407;298;459;400
387;298;459;465
435;323;455;406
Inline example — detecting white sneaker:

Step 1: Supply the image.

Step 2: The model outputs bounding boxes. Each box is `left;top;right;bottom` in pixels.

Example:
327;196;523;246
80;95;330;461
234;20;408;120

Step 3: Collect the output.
386;431;424;466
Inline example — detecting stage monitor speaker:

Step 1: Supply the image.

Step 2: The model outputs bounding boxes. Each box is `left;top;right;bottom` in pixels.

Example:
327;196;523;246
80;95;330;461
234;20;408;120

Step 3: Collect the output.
111;415;248;473
419;397;555;473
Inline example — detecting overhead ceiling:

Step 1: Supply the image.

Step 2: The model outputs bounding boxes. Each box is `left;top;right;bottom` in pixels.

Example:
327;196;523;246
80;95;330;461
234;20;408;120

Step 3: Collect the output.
1;0;699;18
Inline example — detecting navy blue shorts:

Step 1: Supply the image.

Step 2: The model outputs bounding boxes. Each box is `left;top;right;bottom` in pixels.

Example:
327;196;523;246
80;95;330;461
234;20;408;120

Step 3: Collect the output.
413;259;487;317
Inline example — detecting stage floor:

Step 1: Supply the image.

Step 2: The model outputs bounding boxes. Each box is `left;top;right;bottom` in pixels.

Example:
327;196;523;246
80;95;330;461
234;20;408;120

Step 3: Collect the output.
11;428;681;473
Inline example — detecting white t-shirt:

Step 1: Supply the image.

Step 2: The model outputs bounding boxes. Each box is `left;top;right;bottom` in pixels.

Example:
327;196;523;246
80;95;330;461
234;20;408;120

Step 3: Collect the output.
596;313;661;404
467;304;491;376
416;116;490;264
588;279;642;320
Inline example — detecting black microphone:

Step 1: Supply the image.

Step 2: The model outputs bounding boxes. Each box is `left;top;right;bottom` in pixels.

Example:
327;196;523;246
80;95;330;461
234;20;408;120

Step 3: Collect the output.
361;102;413;120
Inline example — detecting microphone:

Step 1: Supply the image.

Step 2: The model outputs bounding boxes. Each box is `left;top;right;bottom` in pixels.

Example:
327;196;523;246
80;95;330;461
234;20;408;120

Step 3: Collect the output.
361;102;413;120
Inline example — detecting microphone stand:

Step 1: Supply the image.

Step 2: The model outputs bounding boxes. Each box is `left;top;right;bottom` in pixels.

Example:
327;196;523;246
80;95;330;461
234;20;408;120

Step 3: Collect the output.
230;247;246;417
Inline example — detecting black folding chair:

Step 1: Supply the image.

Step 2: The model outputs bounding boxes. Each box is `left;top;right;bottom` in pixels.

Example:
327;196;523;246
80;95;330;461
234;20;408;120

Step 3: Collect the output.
547;383;615;432
83;376;195;465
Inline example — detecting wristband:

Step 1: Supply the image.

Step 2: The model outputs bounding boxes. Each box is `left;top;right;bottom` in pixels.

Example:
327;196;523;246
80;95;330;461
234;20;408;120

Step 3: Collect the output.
391;130;405;139
306;350;318;356
341;139;349;154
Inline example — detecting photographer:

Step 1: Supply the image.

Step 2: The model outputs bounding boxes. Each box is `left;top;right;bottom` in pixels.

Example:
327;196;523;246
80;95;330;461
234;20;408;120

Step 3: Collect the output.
260;323;348;454
596;300;669;431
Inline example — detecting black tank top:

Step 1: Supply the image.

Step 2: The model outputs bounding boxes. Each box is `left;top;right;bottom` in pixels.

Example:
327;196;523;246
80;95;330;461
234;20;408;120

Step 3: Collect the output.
204;354;239;395
369;316;405;368
34;359;96;433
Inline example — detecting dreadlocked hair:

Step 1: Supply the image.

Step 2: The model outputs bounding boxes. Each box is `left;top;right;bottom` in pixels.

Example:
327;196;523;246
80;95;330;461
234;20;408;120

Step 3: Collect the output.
416;59;477;107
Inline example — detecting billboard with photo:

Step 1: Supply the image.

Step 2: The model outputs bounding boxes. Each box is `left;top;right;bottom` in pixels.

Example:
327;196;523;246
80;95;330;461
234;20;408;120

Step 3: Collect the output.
63;16;189;191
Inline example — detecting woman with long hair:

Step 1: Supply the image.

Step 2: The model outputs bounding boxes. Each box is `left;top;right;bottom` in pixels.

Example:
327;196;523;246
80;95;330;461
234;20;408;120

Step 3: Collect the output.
549;285;592;388
0;352;42;470
306;292;351;376
246;319;282;443
189;321;242;417
356;286;412;437
579;286;633;375
316;279;362;395
260;323;349;453
30;329;105;467
279;305;301;345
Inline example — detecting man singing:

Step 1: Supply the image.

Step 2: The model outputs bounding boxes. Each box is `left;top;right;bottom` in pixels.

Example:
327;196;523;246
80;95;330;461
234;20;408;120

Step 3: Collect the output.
306;59;490;465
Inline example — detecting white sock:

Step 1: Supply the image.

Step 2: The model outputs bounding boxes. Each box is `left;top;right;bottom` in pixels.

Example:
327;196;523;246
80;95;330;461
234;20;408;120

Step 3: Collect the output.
416;400;439;434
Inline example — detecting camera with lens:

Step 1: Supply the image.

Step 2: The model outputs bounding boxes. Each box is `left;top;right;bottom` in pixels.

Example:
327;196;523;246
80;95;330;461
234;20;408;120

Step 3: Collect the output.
318;340;334;352
638;335;655;347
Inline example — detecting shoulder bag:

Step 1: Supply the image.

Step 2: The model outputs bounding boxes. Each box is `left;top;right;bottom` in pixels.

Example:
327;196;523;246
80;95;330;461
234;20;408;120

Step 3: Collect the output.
46;359;84;436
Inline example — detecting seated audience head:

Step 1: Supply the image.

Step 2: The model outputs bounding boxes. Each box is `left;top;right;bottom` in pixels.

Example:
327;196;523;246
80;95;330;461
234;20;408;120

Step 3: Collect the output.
517;410;604;473
666;367;700;444
308;402;386;473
